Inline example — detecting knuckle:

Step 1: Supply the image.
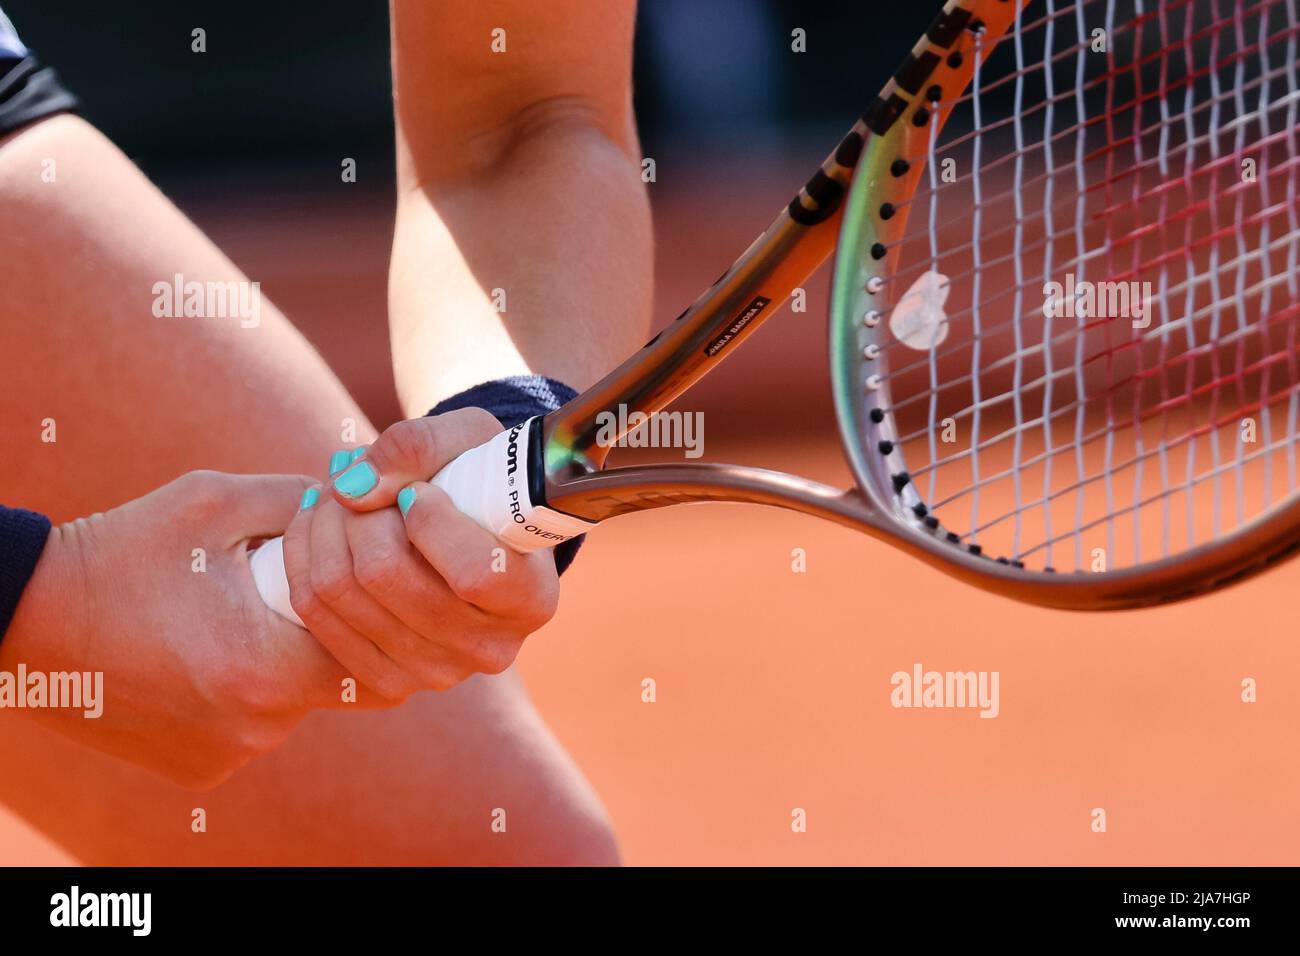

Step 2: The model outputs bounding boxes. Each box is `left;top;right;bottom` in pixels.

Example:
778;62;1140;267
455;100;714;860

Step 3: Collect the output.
379;418;435;469
170;470;204;495
401;499;436;538
527;575;561;626
235;719;290;758
172;738;257;790
410;661;465;692
458;406;503;442
233;677;290;717
352;544;404;598
179;468;221;489
370;671;415;702
310;554;356;604
287;577;323;623
174;470;229;516
467;633;520;676
445;560;493;603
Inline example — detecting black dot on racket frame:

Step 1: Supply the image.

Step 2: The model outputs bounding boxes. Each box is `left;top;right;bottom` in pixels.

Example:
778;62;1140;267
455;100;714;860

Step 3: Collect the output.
926;84;942;103
967;543;982;556
945;531;960;543
969;19;986;34
891;472;910;493
890;158;910;177
879;202;896;220
1011;560;1025;570
996;557;1009;565
869;408;885;423
924;516;939;529
870;242;888;260
1044;566;1056;573
912;107;930;127
835;131;865;168
947;51;963;68
911;502;927;517
878;439;894;455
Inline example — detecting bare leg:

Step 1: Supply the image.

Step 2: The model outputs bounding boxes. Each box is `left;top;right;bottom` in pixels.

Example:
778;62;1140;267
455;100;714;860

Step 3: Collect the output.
0;115;616;864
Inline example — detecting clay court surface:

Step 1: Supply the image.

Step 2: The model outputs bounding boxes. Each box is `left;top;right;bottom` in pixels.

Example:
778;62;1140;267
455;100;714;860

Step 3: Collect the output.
2;156;1297;866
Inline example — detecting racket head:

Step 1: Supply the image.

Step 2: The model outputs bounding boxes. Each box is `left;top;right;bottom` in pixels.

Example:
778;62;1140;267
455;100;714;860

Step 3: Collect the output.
831;0;1300;607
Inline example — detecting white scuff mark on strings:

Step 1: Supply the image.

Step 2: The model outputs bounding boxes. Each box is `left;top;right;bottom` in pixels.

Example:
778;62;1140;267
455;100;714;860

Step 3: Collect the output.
890;270;950;350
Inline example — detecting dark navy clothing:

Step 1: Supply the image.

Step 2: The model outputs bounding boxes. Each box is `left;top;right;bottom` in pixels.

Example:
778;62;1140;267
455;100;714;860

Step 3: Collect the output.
0;506;50;637
0;10;79;138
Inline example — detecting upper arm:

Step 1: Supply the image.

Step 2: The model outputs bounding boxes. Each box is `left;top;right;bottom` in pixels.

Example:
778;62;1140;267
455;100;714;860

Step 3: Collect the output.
390;0;638;187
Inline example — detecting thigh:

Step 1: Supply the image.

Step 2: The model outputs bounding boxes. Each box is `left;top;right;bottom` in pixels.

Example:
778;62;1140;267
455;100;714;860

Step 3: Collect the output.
0;671;615;865
0;114;365;517
0;115;616;864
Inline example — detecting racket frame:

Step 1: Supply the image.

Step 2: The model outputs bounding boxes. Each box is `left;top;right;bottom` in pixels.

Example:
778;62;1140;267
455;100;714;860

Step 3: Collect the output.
529;0;1300;609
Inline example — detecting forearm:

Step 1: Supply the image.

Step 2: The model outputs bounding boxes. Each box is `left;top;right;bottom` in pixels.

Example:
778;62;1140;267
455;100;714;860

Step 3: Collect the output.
389;123;651;411
387;0;650;417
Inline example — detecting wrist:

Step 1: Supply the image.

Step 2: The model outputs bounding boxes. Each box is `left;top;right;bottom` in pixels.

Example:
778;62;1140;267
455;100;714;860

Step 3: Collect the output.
0;522;83;673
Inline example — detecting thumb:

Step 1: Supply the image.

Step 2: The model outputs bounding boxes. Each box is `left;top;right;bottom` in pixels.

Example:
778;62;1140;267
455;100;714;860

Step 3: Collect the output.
205;472;317;542
329;407;501;511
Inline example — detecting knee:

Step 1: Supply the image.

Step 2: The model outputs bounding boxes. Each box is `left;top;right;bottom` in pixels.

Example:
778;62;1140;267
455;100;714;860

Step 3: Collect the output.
558;809;622;867
522;803;621;867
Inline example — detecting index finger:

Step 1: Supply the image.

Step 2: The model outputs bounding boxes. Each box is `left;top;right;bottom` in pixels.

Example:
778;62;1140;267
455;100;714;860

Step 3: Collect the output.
329;407;501;512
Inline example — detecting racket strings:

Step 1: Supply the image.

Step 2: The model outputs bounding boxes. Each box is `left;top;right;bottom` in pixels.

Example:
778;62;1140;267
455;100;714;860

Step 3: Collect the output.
882;199;1300;404
880;17;1300;306
884;89;1299;414
907;357;1300;531
894;301;1300;471
1008;414;1300;559
927;376;1300;522
891;0;1283;206
872;0;1300;571
882;90;1300;313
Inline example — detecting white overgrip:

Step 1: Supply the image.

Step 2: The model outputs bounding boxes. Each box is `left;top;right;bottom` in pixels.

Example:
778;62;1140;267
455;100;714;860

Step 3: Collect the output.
250;416;596;626
430;418;597;551
249;534;300;626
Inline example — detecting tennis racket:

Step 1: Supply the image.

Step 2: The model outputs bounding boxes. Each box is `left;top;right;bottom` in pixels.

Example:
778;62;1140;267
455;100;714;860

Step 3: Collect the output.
252;0;1300;618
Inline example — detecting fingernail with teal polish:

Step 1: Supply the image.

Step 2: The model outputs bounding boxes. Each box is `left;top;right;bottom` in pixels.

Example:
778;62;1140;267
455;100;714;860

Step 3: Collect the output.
397;486;417;517
333;460;378;498
300;487;320;510
350;446;368;463
328;449;352;477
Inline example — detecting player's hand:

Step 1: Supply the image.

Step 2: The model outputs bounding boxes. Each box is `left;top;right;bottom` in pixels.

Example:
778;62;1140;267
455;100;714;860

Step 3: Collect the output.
1;471;357;789
281;409;560;700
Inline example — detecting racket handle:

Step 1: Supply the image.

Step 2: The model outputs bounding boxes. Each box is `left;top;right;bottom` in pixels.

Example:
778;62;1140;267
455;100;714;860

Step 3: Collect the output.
250;416;597;627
